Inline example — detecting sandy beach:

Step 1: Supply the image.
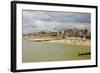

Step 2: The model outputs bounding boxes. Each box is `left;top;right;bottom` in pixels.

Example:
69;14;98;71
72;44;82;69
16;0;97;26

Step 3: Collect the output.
48;39;90;46
24;37;90;46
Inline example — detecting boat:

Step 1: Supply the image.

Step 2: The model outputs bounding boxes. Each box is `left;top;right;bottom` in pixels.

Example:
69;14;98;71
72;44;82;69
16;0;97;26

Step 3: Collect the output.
78;51;91;56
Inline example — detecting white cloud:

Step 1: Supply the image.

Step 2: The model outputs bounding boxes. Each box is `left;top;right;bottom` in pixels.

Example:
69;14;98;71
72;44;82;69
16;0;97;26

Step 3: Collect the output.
22;10;91;33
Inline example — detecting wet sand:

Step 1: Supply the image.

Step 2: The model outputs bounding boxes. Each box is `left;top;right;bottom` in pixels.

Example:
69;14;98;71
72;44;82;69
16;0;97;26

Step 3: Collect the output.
24;38;90;46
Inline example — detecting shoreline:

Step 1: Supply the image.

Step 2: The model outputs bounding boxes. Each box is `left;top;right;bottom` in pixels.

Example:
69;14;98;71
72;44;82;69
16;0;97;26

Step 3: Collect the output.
23;38;90;46
48;39;90;46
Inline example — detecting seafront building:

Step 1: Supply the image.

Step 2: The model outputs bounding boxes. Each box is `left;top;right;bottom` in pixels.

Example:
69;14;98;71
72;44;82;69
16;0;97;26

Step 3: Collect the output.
23;28;91;40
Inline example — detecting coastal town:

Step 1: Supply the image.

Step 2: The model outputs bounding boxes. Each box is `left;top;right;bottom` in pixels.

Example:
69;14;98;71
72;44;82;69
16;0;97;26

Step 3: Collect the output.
22;10;91;62
23;28;91;46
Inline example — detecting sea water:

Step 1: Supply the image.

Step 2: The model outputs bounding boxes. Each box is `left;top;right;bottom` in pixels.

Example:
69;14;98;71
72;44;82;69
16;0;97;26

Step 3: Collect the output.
22;40;90;63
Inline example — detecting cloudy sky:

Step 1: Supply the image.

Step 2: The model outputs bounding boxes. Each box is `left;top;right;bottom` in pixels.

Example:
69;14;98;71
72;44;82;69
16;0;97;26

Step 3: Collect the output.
23;10;91;34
